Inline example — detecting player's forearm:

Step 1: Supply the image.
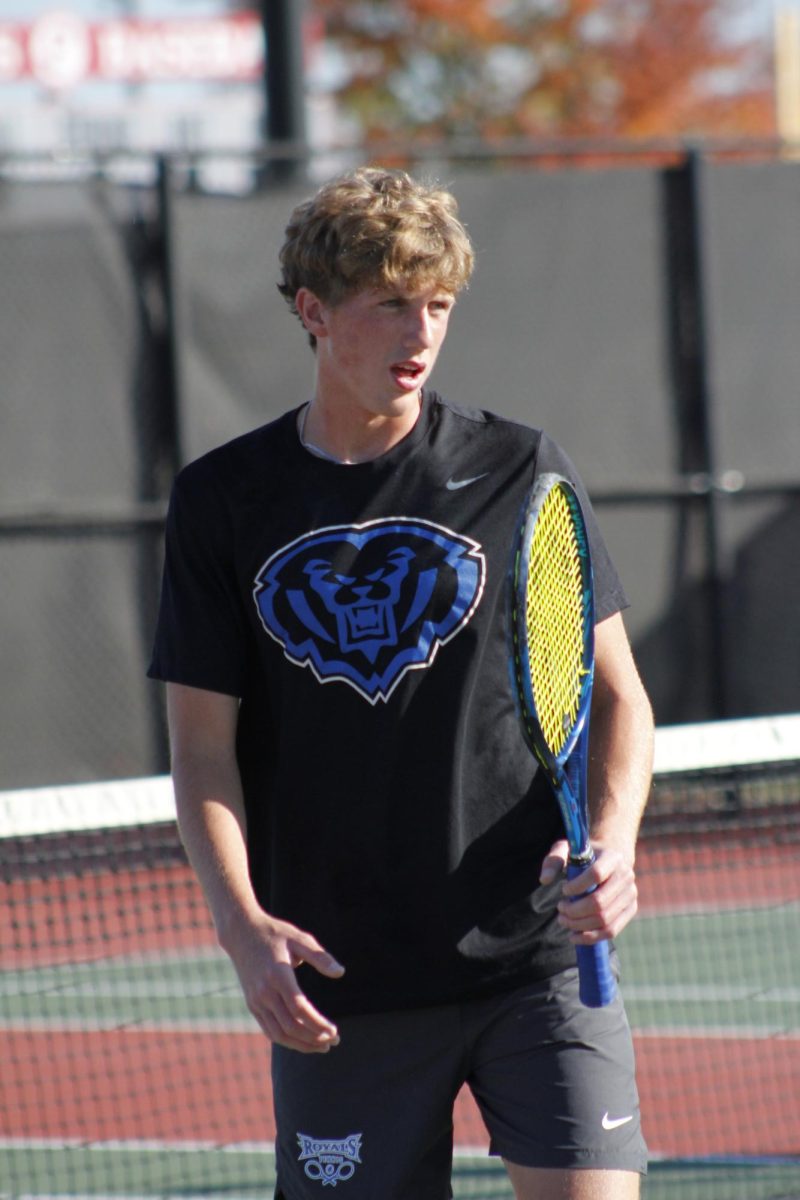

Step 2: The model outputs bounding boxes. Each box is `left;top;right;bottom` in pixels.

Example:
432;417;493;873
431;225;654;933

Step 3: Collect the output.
171;750;264;949
588;673;654;863
172;752;344;1049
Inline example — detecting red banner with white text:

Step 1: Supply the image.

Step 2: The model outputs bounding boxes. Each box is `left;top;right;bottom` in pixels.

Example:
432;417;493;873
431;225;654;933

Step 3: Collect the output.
0;11;263;90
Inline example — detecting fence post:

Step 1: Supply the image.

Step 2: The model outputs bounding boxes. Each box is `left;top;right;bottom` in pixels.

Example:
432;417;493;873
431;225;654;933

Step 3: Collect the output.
155;155;183;474
260;0;308;182
130;156;183;771
662;148;729;718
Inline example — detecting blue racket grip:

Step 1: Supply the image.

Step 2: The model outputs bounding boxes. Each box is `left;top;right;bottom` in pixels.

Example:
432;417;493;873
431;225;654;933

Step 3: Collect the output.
566;860;617;1008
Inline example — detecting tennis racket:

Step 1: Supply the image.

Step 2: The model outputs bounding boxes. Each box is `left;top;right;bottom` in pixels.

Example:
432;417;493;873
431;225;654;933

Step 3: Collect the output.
508;472;616;1008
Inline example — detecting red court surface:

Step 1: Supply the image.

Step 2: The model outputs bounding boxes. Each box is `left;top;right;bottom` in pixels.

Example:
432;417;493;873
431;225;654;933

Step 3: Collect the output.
4;835;797;970
3;1026;798;1158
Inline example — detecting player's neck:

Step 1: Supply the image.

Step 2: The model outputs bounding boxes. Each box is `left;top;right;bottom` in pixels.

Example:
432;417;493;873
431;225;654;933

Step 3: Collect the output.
299;392;422;465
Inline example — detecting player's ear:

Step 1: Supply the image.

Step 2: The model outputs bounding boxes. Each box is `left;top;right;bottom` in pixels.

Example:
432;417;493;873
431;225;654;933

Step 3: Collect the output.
295;288;330;341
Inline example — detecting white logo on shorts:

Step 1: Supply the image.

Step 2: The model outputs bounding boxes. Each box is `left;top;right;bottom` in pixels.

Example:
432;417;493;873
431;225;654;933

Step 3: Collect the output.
602;1111;634;1131
296;1132;363;1187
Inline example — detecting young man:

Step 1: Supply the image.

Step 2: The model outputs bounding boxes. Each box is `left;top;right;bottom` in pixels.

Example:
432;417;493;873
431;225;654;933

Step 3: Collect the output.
149;167;654;1199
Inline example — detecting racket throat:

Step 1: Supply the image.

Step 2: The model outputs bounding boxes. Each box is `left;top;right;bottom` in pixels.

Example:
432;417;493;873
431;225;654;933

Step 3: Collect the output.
568;850;595;873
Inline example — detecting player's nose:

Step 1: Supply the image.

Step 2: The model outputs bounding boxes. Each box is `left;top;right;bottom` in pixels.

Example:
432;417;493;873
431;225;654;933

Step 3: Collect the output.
403;304;434;348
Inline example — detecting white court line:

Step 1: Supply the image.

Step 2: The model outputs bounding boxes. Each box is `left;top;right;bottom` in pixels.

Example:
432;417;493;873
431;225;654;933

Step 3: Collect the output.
0;1138;273;1152
0;1017;794;1039
0;978;241;998
638;900;800;916
632;1025;800;1039
623;983;800;1002
0;1137;490;1156
0;1018;259;1032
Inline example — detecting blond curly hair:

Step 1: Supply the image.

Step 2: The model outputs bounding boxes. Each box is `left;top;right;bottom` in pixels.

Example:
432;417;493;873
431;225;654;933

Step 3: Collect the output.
278;167;474;346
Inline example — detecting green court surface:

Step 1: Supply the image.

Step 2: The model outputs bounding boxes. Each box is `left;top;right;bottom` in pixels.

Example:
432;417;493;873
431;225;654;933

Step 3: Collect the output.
622;905;800;1032
2;1148;800;1199
644;1162;800;1200
0;1146;518;1198
4;905;799;1031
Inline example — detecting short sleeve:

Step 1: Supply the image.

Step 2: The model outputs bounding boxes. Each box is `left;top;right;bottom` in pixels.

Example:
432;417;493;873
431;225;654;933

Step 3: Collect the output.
148;466;249;697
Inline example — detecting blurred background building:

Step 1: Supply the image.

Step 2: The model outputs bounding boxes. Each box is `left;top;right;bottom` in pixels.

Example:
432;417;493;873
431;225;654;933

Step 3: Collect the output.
0;1;794;162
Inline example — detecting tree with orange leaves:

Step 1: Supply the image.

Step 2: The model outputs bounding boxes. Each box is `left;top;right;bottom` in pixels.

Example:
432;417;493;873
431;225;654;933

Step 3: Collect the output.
312;0;774;144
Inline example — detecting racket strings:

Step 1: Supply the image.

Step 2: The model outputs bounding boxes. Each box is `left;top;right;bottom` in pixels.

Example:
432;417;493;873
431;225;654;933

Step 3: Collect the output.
524;489;588;756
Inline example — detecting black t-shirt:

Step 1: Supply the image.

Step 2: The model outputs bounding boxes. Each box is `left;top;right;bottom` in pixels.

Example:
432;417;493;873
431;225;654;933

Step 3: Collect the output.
149;392;628;1016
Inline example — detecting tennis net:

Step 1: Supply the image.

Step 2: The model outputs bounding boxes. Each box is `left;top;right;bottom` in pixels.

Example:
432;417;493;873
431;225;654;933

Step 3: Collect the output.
1;714;799;1200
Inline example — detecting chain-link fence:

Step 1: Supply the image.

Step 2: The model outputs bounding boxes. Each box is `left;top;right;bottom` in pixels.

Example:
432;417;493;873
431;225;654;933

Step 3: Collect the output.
2;146;799;788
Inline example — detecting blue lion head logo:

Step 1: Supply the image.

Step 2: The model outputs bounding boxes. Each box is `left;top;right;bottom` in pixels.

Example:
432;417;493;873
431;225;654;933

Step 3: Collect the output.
253;518;485;703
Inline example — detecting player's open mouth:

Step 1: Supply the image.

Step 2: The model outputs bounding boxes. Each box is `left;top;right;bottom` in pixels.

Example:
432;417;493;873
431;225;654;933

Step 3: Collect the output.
391;361;425;389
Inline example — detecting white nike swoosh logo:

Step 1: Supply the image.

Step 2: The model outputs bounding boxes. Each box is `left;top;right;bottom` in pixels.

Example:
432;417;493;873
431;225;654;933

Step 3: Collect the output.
602;1113;634;1131
445;473;489;491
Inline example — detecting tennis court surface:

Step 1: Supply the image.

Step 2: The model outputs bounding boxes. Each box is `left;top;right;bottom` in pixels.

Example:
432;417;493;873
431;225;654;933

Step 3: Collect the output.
2;714;799;1199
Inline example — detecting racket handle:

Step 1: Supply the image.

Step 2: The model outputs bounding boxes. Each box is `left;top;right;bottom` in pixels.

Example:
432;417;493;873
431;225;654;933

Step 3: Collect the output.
566;861;617;1008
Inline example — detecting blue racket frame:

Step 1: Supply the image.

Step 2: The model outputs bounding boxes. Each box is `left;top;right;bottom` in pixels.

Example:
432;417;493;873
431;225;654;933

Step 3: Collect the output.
509;474;616;1008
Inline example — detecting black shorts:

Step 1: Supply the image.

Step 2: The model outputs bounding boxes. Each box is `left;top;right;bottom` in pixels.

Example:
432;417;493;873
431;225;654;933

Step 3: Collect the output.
272;966;648;1198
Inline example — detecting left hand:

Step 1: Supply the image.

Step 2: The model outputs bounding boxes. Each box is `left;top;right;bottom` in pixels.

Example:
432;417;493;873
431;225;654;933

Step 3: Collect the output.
540;838;639;945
